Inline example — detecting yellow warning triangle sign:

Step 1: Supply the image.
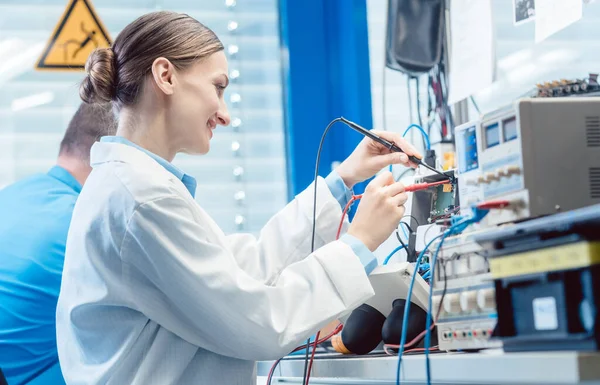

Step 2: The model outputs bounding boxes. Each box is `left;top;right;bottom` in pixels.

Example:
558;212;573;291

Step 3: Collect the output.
36;0;112;71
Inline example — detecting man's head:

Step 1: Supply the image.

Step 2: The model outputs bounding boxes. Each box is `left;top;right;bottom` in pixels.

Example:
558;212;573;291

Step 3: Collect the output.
57;102;116;184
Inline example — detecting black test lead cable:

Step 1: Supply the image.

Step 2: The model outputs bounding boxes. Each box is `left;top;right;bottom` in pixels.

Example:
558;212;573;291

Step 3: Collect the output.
302;117;343;385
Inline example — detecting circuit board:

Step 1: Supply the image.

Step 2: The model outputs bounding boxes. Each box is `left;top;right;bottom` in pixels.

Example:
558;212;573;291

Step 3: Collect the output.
406;169;460;262
430;183;458;222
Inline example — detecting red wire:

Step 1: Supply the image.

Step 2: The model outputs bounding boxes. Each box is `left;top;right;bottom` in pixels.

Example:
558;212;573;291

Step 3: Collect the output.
336;194;362;239
476;199;511;210
404;346;439;354
382;322;436;352
267;324;343;384
305;331;320;383
302;196;362;384
266;359;281;384
291;323;343;353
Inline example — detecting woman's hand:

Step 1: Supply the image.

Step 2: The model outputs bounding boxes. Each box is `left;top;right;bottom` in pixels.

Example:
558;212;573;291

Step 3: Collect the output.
347;172;408;252
335;130;421;188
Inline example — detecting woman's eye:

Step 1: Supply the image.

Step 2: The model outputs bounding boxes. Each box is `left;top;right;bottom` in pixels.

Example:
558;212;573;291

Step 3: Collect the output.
215;84;226;95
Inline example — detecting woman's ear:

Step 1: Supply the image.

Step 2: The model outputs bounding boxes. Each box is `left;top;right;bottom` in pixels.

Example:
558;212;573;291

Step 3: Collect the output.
151;57;176;95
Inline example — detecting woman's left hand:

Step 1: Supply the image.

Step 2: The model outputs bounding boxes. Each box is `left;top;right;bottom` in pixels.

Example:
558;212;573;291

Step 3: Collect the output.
335;130;422;189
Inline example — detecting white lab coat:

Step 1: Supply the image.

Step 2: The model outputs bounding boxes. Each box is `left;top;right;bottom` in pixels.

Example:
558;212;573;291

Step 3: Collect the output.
56;142;375;385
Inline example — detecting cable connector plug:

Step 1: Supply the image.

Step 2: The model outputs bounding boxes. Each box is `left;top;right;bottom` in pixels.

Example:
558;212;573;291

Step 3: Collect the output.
476;199;511;210
449;207;490;234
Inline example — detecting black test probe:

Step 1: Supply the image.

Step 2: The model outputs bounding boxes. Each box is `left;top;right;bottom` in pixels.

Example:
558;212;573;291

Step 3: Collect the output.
340;117;452;181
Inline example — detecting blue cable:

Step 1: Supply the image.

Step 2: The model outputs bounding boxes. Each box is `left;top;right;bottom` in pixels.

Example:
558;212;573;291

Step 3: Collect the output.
423;214;488;385
383;244;407;265
391;123;431;175
400;223;409;240
396;215;481;385
395;232;445;385
402;124;431;150
423;231;451;385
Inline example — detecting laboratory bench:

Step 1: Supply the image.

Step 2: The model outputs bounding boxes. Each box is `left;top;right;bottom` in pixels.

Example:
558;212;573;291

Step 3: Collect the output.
258;350;600;384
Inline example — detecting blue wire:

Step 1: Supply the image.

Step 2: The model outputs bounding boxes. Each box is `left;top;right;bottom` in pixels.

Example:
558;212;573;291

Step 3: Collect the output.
423;217;477;385
396;216;476;385
395;232;445;385
423;231;450;385
383;244;407;265
392;123;431;175
400;223;409;240
419;263;430;272
402;124;431;150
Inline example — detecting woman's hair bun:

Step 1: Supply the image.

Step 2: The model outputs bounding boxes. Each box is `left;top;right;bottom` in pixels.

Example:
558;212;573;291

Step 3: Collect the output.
80;47;116;104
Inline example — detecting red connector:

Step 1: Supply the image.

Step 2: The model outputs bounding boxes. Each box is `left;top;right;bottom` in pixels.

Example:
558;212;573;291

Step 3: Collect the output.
476;199;511;210
404;180;449;192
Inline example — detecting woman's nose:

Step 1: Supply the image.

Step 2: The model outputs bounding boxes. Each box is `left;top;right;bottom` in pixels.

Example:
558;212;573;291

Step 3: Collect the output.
217;105;231;126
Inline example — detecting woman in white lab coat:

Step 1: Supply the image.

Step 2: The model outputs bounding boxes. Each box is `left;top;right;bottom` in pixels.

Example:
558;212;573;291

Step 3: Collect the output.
56;11;420;385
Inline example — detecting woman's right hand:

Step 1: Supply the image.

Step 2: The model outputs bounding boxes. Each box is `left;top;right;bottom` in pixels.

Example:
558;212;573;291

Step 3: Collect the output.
347;172;408;252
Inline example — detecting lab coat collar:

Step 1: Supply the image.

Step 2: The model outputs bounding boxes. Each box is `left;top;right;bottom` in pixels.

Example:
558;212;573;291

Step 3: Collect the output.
90;140;197;198
99;136;197;197
47;165;82;194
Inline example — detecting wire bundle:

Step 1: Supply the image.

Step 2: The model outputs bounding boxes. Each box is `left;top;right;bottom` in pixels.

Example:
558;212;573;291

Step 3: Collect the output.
394;210;490;385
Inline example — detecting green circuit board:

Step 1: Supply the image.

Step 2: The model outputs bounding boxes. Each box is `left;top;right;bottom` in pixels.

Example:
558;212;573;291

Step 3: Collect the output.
430;183;457;220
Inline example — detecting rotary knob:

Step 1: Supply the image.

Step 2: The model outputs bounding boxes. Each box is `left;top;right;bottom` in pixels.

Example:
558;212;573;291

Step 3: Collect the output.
460;291;478;312
477;288;496;310
443;293;461;314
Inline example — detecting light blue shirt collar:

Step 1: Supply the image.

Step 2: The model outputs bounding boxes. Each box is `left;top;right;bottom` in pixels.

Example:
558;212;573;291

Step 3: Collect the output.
100;136;197;198
47;165;82;194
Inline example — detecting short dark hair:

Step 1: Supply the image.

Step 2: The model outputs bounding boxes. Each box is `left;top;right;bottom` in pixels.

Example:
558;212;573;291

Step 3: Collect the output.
58;102;117;161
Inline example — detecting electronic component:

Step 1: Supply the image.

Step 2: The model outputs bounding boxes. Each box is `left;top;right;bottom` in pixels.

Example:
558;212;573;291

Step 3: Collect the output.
407;169;459;262
475;203;600;353
534;74;600;98
397;147;459;263
431;229;502;351
456;98;600;228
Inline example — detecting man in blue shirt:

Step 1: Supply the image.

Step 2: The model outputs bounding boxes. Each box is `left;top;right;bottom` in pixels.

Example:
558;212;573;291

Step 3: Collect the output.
0;103;116;385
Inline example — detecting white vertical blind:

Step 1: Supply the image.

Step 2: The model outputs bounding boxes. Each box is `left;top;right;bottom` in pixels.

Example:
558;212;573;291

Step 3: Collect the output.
0;0;288;234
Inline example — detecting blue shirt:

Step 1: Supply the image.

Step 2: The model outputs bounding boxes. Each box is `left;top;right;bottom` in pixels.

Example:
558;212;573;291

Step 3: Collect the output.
0;166;80;385
100;136;376;274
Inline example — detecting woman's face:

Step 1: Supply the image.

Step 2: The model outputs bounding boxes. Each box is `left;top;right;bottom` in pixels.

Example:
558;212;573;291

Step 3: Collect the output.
170;51;231;155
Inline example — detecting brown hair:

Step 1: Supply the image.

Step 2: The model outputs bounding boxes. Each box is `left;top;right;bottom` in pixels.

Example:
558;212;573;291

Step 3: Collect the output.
80;11;224;108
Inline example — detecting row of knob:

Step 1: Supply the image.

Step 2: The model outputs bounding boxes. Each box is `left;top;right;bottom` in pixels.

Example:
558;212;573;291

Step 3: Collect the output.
433;288;496;316
465;165;521;185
